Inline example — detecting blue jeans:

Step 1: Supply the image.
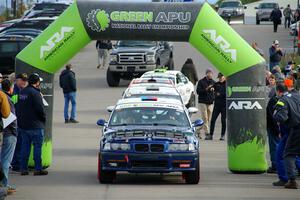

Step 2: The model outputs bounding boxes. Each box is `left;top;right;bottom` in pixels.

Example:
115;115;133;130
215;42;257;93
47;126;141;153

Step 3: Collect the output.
19;129;44;171
11;129;22;170
1;135;17;186
276;134;300;182
267;129;280;169
64;92;76;120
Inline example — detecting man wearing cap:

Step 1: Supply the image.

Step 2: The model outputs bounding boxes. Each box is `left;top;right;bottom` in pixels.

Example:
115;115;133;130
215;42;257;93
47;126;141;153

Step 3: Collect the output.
269;40;283;70
196;69;215;139
11;73;28;172
59;64;79;124
17;73;48;176
206;73;226;141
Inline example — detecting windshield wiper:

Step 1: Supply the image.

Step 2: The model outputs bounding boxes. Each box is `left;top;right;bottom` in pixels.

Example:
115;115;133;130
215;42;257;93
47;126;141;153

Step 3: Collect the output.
152;123;178;126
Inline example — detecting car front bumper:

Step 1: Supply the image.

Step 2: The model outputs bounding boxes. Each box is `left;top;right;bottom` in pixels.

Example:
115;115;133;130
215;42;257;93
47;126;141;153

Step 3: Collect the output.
99;151;199;173
108;64;156;72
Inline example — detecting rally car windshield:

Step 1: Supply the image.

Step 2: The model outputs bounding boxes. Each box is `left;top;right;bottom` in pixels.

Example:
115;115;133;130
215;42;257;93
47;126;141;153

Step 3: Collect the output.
142;75;175;83
109;107;190;127
125;94;181;101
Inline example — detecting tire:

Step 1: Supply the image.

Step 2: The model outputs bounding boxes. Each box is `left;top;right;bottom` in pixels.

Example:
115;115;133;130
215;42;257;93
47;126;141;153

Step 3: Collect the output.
183;159;200;184
98;154;115;184
187;93;196;108
156;59;161;69
106;68;120;87
166;58;174;70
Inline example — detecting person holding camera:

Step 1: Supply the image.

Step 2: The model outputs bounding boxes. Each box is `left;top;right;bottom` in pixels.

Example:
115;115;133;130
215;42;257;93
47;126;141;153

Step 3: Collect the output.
269;40;283;70
196;69;215;139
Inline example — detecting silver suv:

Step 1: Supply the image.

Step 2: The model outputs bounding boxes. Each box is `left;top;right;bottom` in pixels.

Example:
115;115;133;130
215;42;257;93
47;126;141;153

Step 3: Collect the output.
217;0;246;23
255;2;281;25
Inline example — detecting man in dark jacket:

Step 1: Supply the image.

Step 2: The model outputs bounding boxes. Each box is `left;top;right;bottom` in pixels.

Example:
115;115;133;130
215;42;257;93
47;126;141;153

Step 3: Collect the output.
266;94;280;173
181;58;198;85
206;73;226;141
273;83;300;189
269;40;283;70
1;79;17;194
18;73;48;176
59;64;78;123
196;69;215;138
270;6;282;32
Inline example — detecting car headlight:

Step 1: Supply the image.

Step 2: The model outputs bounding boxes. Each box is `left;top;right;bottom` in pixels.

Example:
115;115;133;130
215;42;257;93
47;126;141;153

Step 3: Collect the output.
146;55;156;63
110;54;117;62
104;143;130;151
103;143;111;150
168;143;195;151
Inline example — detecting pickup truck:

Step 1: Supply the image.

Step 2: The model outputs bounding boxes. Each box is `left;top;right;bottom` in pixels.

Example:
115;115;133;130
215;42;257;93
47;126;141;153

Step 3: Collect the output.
107;40;174;87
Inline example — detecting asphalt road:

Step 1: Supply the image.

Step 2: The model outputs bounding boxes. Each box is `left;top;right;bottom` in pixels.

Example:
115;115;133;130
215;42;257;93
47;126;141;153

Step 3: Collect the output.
8;24;300;200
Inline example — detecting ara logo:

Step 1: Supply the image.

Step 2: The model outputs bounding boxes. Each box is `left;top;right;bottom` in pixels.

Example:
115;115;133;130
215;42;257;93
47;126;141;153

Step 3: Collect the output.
202;29;237;62
229;101;263;110
40;27;74;59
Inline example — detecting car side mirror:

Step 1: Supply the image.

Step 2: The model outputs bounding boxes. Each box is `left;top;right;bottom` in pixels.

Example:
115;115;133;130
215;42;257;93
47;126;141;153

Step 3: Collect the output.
215;5;219;10
254;7;258;9
106;106;114;113
188;107;198;115
97;119;106;126
193;119;204;127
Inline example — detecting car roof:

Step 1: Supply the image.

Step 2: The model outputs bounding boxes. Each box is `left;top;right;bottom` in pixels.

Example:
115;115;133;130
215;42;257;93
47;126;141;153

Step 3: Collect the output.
125;85;180;96
116;97;184;109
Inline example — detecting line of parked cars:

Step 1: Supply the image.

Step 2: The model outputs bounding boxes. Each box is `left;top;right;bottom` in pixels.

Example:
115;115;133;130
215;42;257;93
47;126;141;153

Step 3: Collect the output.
96;68;203;184
0;1;71;75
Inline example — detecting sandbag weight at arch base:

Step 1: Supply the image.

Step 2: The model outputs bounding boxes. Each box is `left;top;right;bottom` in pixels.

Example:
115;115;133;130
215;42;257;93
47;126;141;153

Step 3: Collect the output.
16;1;267;172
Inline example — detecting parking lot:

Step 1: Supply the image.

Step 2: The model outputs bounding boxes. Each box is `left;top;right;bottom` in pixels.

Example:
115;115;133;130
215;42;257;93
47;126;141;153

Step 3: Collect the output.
6;22;300;199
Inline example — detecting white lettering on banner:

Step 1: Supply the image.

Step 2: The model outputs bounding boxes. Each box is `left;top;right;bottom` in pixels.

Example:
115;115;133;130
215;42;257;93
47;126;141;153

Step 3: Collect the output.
203;29;237;62
229;101;263;110
40;27;74;59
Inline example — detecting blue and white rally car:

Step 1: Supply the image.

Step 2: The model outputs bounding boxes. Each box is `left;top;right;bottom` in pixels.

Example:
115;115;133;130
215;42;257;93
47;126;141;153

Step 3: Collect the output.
97;97;203;184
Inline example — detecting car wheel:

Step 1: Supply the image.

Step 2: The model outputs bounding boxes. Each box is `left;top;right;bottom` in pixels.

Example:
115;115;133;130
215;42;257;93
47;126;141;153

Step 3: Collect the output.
183;159;200;184
166;58;174;70
98;154;116;184
187;93;196;108
156;59;161;69
106;68;120;87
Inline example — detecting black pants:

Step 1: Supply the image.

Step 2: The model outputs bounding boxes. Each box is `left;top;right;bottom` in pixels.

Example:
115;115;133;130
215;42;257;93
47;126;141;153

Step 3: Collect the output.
209;104;226;137
273;21;279;32
285;17;291;28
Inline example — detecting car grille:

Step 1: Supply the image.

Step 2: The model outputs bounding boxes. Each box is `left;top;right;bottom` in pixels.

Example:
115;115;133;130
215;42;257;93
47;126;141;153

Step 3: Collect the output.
132;160;168;168
135;144;165;153
150;144;164;152
135;144;149;152
118;53;145;64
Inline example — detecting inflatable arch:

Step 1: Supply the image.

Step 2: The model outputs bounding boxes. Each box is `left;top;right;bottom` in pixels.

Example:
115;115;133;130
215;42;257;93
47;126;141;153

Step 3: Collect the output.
16;1;267;173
